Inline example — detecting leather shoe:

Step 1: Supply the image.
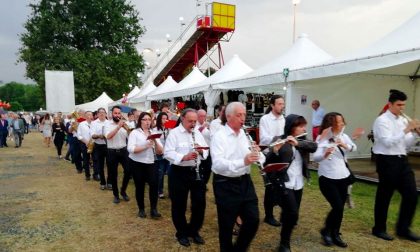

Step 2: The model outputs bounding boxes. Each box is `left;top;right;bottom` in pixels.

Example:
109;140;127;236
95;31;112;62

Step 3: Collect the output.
191;234;205;245
372;229;394;241
150;209;161;219
138;209;146;218
278;243;291;252
177;237;190;247
332;233;348;247
397;230;420;242
264;216;281;227
113;197;120;204
320;228;333;246
121;193;130;201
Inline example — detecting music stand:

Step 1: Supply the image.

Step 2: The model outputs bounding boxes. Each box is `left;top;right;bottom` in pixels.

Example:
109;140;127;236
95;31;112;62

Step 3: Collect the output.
263;163;289;173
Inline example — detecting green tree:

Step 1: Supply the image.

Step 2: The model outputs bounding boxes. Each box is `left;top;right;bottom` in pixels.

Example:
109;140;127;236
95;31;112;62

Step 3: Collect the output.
0;82;44;111
19;0;146;104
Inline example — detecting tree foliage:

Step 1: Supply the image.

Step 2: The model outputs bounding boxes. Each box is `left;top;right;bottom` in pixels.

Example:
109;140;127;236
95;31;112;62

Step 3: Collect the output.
19;0;146;104
0;82;44;111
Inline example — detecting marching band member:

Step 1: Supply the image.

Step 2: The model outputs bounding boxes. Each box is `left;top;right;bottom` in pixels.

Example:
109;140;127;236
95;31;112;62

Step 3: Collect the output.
77;111;94;181
209;105;225;137
196;109;212;184
313;112;357;248
90;107;109;190
211;102;264;252
264;114;317;252
154;112;170;199
105;106;131;204
371;89;419;242
259;95;286;227
164;108;208;247
128;112;163;219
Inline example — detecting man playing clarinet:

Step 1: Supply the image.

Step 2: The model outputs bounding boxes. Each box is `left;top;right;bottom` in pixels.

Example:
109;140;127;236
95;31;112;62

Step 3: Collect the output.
211;102;265;252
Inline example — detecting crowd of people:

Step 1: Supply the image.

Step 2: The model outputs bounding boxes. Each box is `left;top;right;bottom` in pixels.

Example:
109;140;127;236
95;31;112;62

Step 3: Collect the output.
1;89;419;251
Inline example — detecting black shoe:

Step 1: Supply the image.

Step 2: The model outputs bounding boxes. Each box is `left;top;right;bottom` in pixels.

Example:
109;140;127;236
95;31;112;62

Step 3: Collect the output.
100;185;106;190
177;237;190;247
113;197;120;204
264;216;281;227
332;233;348;248
93;175;100;181
107;184;112;190
121;193;130;201
372;229;394;241
190;234;205;245
77;170;83;174
138;209;146;218
150;209;162;219
85;176;91;181
278;243;291;252
320;228;333;246
397;230;420;242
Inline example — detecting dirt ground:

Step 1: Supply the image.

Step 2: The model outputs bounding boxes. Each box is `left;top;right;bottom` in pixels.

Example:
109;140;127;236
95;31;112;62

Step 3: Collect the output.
0;132;419;252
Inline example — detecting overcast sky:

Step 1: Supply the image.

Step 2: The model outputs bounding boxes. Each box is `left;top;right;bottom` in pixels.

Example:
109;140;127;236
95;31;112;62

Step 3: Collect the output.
0;0;419;84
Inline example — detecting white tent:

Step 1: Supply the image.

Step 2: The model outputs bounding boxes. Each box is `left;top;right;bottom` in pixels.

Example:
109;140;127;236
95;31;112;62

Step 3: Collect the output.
144;76;178;101
109;86;142;107
212;33;333;91
129;82;157;110
75;92;114;112
147;67;207;101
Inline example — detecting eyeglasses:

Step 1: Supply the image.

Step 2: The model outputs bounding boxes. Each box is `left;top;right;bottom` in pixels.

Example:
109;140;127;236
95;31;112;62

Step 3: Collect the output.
141;118;152;121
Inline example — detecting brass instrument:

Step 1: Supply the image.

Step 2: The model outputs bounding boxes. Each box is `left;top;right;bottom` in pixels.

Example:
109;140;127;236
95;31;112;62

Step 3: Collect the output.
149;128;157;159
87;139;95;154
70;111;80;132
401;112;420;134
191;131;202;181
243;127;271;186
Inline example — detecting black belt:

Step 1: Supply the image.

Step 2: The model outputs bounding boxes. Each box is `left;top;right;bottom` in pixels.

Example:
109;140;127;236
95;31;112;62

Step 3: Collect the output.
214;173;250;182
108;147;126;152
376;154;407;158
172;165;195;169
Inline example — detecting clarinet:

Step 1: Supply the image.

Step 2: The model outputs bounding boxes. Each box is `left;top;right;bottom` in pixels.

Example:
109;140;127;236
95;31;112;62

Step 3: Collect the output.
191;131;202;181
148;128;157;160
242;127;271;186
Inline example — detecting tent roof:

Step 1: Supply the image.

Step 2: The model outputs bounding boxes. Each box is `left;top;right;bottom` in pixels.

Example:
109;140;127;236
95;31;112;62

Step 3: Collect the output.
212;33;332;90
286;12;420;82
168;54;253;98
75;92;114;112
145;76;178;101
130;82;157;103
148;67;206;100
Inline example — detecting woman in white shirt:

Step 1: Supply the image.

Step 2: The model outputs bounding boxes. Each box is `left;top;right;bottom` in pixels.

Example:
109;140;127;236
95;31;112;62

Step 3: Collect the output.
313;112;357;248
127;112;163;219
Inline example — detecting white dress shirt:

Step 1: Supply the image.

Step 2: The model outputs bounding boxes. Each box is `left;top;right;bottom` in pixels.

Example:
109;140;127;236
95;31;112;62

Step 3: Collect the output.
90;119;107;145
312;107;325;127
259;112;285;145
209;118;223;137
128;128;162;164
313;133;356;179
372;110;417;155
77;121;91;144
211;125;266;177
164;124;208;166
195;121;211;145
104;120;128;149
284;148;304;190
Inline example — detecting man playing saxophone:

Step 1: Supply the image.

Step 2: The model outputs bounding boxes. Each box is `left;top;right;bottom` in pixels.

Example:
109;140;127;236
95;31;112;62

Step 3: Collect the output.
77;111;94;181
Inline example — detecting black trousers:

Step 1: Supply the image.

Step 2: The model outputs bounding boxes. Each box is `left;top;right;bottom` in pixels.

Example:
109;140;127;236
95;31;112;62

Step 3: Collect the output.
54;136;64;156
280;189;303;244
80;141;91;178
213;174;259;252
319;176;349;232
373;154;418;234
107;148;130;198
264;184;280;219
168;165;206;239
72;137;82;171
130;159;159;211
93;143;108;185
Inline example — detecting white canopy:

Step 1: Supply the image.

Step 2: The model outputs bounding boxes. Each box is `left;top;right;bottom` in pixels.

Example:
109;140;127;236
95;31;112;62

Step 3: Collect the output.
144;76;178;101
108;86;141;107
148;67;207;100
75;92;114;112
212;33;333;90
129;81;157;107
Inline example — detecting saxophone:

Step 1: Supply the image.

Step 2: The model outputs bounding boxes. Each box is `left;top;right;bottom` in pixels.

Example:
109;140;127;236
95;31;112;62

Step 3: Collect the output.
70;111;80;132
87;139;95;154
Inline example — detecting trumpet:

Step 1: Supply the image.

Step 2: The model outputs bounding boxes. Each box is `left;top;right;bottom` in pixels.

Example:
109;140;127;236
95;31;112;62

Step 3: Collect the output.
243;126;271;186
401;112;420;134
269;133;308;147
191;131;202;181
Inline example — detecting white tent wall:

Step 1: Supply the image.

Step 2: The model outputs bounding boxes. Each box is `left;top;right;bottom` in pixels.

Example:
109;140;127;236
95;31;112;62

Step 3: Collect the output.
287;74;415;158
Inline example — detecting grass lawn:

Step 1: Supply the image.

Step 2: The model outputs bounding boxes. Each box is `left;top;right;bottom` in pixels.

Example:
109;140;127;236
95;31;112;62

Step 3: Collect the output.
0;132;419;251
